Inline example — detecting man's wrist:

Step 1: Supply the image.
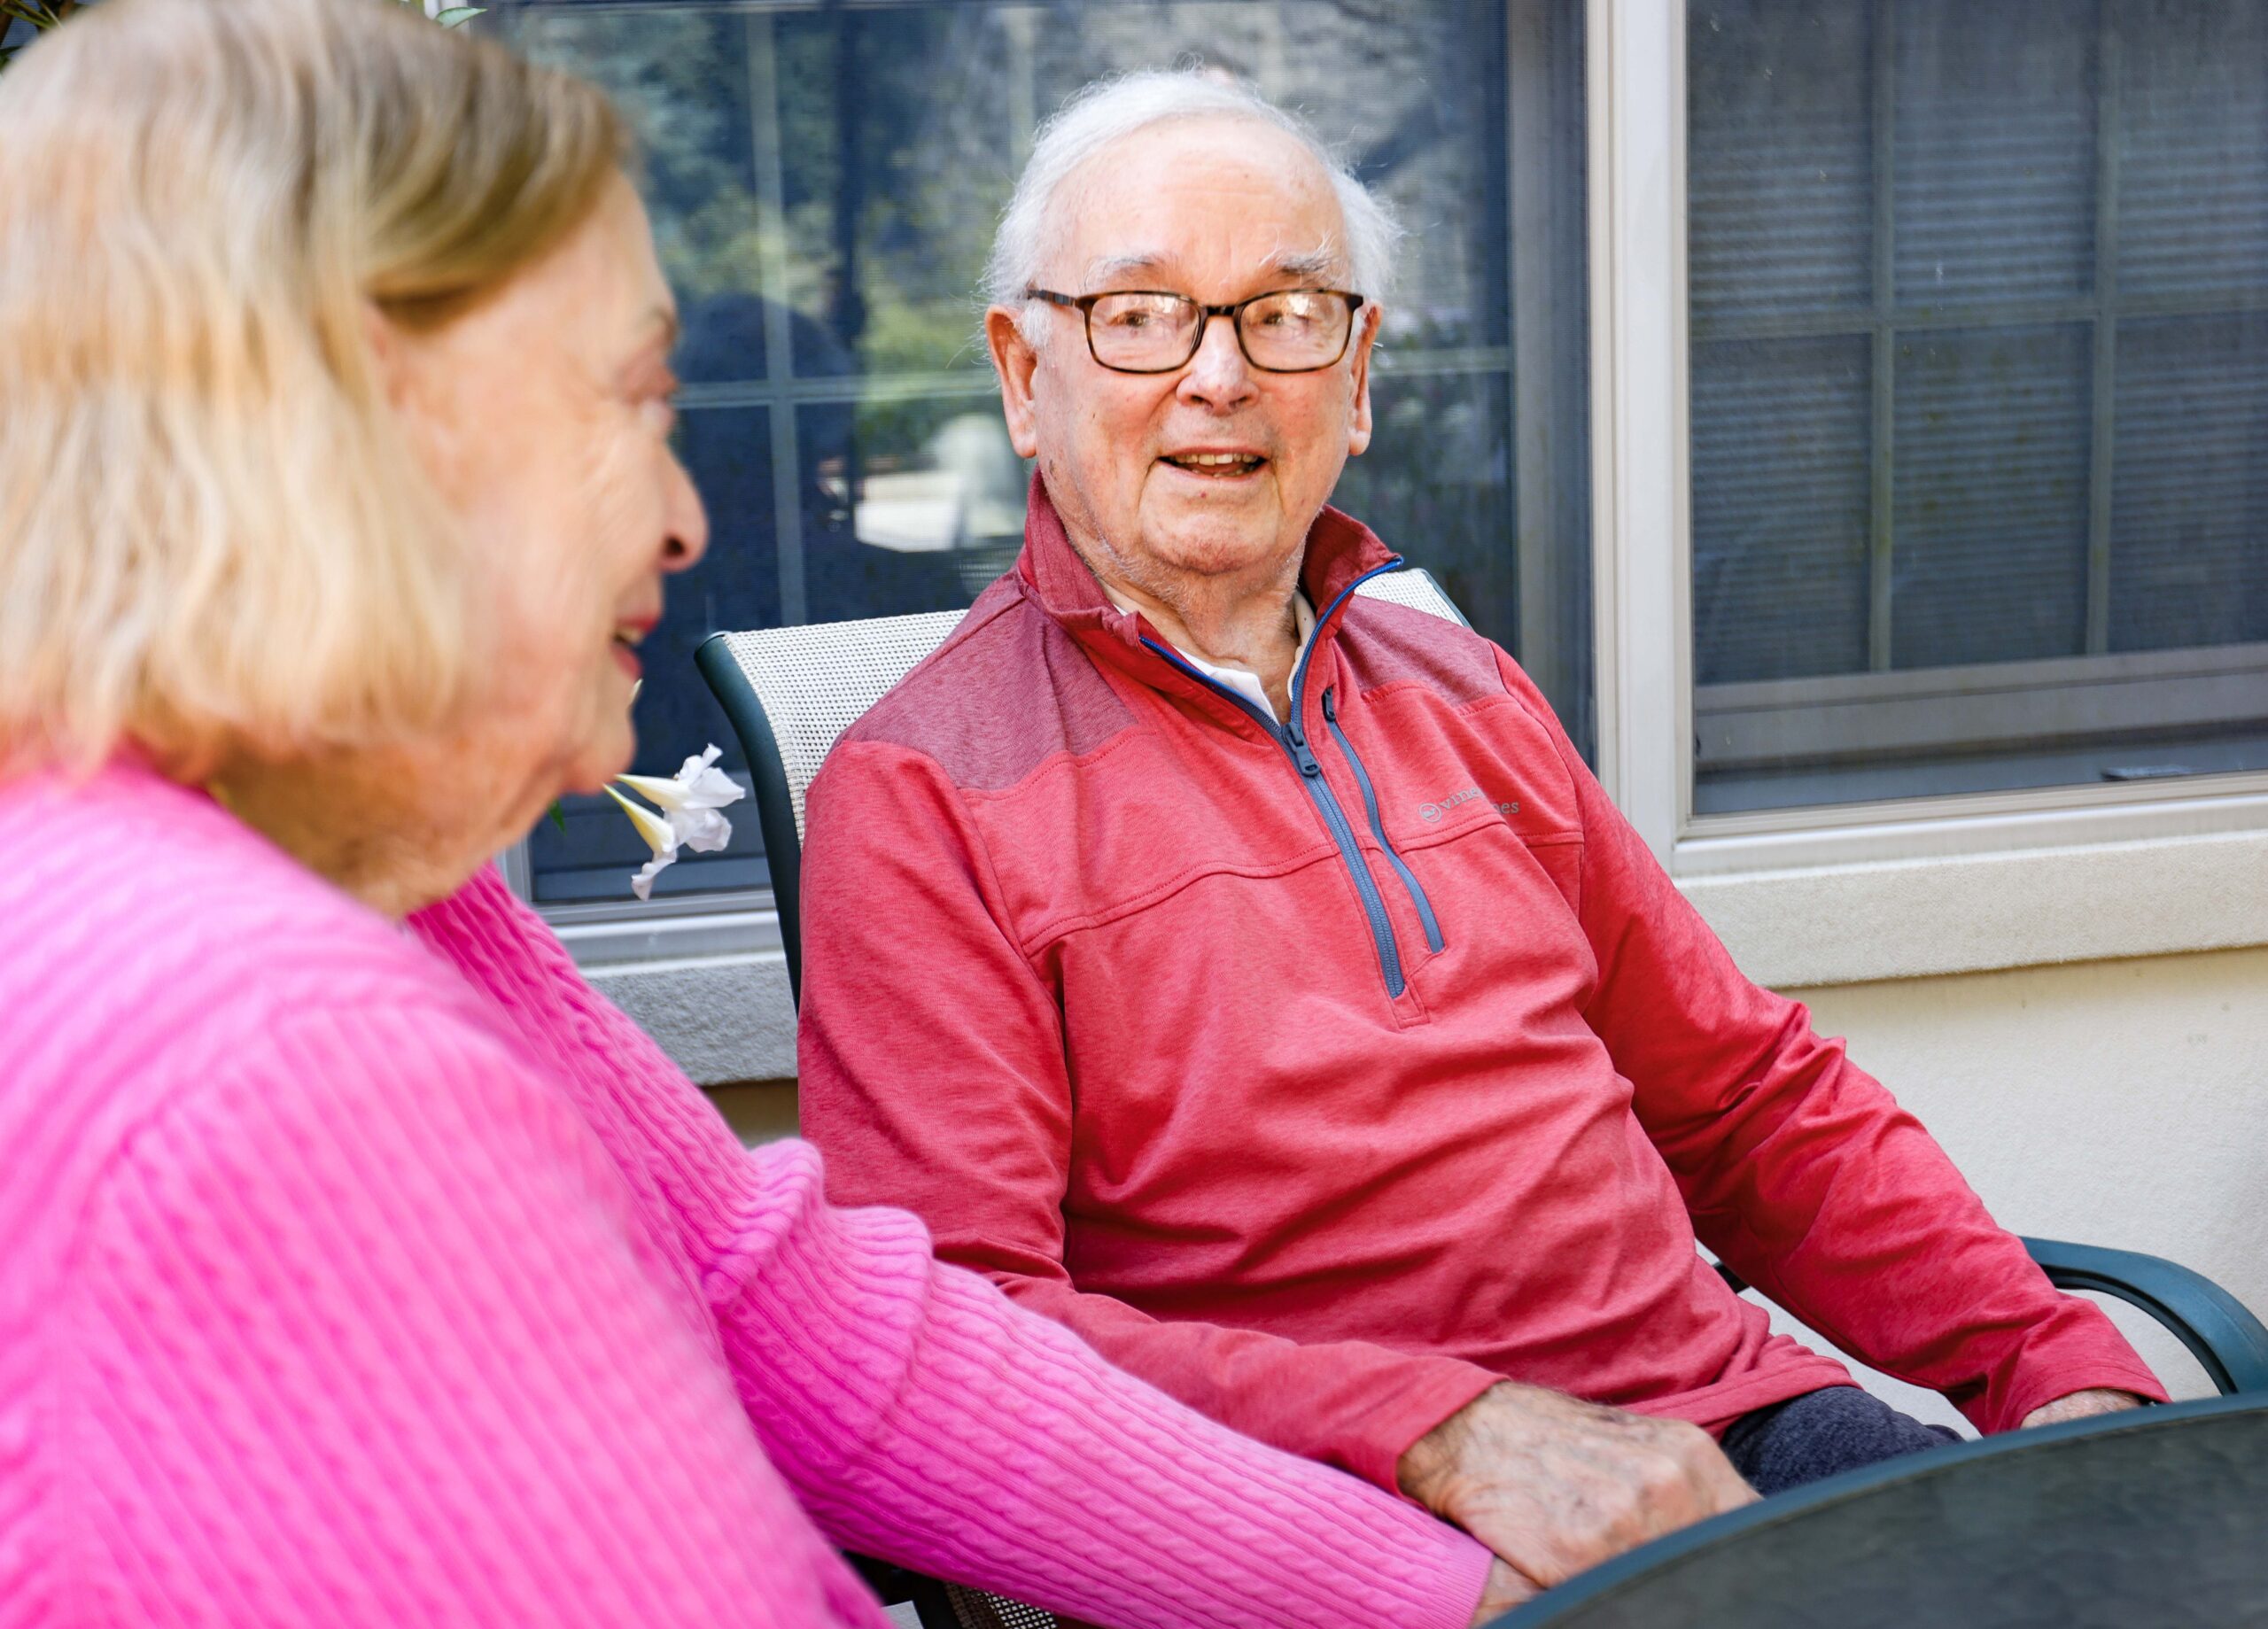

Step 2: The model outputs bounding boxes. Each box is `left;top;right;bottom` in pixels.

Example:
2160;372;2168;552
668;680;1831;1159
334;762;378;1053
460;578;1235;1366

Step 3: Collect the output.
1390;1369;1511;1503
2021;1386;2147;1429
1400;1381;1523;1507
2004;1365;2166;1431
1399;1389;1480;1504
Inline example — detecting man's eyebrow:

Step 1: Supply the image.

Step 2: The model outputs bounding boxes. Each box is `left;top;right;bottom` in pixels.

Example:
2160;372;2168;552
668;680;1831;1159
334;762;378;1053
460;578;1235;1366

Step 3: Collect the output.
1268;245;1341;284
1083;251;1172;287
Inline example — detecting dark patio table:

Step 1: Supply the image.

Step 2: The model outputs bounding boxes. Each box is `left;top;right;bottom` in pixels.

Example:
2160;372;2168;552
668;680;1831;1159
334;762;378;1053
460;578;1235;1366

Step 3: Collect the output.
1488;1392;2268;1629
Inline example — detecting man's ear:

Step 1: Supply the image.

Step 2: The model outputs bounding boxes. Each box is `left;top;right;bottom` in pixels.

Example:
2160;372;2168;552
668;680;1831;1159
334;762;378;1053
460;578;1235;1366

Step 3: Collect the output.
1345;301;1380;458
986;305;1045;459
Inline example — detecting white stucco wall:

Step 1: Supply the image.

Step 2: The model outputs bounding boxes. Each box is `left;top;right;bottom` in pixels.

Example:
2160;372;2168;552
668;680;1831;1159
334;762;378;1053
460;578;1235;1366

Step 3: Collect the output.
1759;944;2268;1429
590;954;796;1085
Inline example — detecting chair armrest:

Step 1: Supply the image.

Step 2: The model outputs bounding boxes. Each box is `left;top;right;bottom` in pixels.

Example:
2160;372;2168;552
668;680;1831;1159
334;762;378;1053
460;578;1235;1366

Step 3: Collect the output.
1713;1238;2268;1397
2021;1236;2268;1398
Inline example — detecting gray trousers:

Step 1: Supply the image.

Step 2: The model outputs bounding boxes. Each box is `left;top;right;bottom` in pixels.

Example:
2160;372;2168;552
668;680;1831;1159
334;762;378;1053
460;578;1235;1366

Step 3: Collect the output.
1721;1385;1962;1497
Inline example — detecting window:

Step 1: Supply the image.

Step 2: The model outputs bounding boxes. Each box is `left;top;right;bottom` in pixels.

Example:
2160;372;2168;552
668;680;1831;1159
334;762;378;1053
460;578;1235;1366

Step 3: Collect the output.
1687;0;2268;816
490;0;1592;929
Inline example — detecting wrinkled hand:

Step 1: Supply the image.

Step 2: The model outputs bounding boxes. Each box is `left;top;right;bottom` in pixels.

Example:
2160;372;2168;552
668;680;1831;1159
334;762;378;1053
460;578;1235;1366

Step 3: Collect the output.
2020;1387;2143;1429
1402;1383;1758;1597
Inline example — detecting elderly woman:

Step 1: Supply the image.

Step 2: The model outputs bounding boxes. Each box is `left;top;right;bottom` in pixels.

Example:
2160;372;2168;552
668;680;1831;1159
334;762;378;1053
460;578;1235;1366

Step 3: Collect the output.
0;2;1513;1625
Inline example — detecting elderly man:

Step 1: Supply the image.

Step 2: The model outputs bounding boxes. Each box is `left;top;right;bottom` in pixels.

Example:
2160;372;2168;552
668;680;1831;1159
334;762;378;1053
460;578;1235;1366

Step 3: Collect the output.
796;71;2163;1600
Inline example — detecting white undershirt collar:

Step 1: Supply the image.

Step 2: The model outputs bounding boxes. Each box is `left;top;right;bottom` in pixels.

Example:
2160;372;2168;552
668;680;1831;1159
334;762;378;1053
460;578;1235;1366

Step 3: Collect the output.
1102;582;1317;719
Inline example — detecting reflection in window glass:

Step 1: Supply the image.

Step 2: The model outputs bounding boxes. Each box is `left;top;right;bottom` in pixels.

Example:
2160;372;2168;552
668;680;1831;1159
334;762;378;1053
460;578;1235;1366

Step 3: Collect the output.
498;0;1592;907
1689;0;2268;815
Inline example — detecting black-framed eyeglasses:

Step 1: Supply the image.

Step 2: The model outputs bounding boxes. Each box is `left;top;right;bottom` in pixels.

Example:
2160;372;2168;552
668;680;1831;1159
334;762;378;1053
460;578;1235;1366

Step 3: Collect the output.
1024;286;1367;375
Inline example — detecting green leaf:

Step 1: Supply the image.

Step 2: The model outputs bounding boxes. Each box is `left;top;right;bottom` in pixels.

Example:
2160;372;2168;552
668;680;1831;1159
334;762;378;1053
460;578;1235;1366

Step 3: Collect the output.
434;6;485;25
548;801;567;834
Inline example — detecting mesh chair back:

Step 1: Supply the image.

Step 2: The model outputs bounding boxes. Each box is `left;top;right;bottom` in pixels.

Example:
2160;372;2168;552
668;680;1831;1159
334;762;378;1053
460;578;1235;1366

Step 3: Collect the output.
704;609;968;849
695;568;1468;1006
938;1585;1060;1628
1348;566;1472;629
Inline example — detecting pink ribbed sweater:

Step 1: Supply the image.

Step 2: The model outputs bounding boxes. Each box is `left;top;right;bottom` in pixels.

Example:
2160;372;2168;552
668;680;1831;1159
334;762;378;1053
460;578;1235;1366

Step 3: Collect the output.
1;762;1490;1627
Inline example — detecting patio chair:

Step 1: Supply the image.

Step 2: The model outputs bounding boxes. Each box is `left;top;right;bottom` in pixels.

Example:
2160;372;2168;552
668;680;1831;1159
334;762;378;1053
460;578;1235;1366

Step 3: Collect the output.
696;570;2268;1629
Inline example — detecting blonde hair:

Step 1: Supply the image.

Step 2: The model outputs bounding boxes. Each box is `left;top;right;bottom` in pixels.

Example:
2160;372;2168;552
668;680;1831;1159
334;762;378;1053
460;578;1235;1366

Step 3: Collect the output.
0;0;625;777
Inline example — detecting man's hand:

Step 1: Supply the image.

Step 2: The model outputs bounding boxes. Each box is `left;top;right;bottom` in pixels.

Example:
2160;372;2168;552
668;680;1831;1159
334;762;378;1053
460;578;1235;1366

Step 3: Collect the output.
1402;1382;1758;1595
2020;1387;2143;1429
1466;1559;1538;1625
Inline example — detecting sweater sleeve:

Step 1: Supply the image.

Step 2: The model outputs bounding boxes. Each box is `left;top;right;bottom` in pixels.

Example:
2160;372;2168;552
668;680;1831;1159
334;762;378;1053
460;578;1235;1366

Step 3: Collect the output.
78;1002;880;1629
414;868;1493;1629
1490;650;2168;1432
716;1143;1494;1629
796;741;1503;1497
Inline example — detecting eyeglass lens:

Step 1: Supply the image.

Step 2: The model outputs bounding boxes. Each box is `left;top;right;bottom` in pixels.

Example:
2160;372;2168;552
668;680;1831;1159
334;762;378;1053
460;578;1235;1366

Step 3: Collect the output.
1087;291;1353;372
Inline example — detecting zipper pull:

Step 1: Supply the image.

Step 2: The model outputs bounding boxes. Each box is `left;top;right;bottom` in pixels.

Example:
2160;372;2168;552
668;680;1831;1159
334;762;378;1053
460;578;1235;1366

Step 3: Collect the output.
1284;721;1324;777
1322;687;1339;723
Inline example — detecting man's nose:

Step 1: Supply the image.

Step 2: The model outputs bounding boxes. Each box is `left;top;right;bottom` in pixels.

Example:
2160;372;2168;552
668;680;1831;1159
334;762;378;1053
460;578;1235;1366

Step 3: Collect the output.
1177;310;1258;409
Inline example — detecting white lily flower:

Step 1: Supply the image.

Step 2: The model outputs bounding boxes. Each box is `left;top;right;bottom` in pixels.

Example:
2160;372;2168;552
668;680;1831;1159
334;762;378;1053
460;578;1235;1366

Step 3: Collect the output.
605;745;745;899
606;784;680;901
614;745;744;856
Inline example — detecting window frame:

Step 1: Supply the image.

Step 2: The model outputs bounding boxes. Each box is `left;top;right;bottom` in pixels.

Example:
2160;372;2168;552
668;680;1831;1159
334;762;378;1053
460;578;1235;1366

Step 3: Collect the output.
1588;0;2268;984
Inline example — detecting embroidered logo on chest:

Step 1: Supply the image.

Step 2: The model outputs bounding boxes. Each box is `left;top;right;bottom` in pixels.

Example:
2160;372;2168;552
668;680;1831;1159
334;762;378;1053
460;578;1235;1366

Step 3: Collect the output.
1418;787;1519;823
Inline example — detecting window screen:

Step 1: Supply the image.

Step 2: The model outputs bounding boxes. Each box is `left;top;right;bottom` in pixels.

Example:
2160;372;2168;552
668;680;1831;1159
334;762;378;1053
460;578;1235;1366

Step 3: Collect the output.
1689;0;2268;814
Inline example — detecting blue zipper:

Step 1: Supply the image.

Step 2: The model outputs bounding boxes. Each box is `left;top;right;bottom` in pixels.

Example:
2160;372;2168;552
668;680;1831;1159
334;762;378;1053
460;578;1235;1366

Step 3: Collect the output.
1322;687;1445;954
1135;557;1416;999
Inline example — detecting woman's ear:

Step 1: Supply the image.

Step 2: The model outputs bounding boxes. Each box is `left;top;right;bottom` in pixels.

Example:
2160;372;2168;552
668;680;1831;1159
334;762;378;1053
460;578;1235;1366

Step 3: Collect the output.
360;300;407;403
359;299;463;501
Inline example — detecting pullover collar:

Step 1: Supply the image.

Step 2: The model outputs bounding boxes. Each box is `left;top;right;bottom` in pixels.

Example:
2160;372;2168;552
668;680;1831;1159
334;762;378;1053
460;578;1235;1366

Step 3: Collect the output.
1012;473;1402;722
1096;580;1317;720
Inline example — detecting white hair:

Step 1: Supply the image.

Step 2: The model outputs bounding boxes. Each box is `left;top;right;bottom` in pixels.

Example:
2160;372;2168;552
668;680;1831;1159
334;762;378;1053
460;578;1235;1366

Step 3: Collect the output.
983;69;1402;334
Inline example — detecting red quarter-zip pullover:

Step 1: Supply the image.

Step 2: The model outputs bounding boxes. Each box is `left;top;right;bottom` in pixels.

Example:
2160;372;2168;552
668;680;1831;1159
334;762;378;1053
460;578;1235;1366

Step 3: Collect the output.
798;482;2164;1494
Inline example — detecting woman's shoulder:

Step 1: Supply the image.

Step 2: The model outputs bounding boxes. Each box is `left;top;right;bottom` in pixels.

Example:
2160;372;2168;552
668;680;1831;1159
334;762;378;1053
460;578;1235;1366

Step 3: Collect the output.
0;761;489;1112
407;863;720;1163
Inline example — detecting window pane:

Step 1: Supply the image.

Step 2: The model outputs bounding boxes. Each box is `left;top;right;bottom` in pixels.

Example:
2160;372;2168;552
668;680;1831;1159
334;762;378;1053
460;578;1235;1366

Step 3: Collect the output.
1689;0;1873;324
2112;313;2268;651
499;0;1593;907
816;397;1016;622
2118;2;2268;304
1691;334;1872;684
1891;324;2092;671
1891;0;2096;310
1689;0;2268;816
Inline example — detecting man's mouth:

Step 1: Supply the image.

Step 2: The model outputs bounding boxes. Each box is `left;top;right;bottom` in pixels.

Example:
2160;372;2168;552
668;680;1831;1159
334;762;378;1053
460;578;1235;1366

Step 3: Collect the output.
1161;451;1267;478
